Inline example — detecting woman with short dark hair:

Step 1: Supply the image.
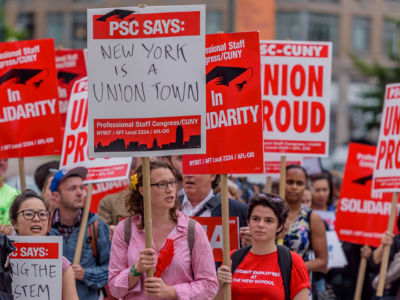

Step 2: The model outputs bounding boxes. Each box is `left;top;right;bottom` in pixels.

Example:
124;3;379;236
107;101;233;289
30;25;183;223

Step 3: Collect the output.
217;193;310;299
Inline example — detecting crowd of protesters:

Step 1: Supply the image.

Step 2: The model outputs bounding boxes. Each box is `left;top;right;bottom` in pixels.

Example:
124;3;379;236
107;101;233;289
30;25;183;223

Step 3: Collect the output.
1;155;400;299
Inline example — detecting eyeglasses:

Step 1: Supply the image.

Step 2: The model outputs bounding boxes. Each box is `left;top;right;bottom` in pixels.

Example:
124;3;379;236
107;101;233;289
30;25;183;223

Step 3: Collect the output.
150;180;177;190
17;209;50;221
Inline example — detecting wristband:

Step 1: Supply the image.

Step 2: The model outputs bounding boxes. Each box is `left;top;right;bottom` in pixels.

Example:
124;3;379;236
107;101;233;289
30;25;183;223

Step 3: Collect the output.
130;264;143;276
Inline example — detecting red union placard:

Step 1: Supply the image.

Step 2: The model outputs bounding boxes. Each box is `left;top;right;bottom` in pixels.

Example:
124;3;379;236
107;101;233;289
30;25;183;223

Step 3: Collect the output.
192;216;239;262
93;11;200;39
261;41;332;157
61;77;131;183
182;31;263;174
373;83;400;192
264;154;302;174
56;49;87;129
335;143;395;247
87;5;206;158
0;38;62;158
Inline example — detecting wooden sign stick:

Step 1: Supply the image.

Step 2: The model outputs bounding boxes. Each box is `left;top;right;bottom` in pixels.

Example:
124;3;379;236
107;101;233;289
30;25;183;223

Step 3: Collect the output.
265;176;272;193
142;157;154;277
354;252;367;300
279;156;286;199
376;192;399;296
221;174;231;300
73;183;93;264
18;158;26;191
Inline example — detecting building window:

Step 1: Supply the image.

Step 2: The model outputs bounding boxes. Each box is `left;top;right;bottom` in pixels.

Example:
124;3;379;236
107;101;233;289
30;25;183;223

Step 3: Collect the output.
206;10;222;34
47;13;64;47
383;19;400;57
308;13;339;55
71;12;86;49
17;12;35;39
352;17;371;53
276;11;303;40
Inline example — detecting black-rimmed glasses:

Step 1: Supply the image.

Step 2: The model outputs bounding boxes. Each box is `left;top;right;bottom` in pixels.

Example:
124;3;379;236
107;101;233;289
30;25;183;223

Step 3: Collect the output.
150;180;177;190
17;209;50;221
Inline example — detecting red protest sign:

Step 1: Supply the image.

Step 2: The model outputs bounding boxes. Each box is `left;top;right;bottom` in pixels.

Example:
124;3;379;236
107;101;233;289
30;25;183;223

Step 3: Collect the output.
335;143;395;247
373;83;400;192
10;243;60;259
192;216;239;262
61;77;131;183
0;39;62;158
182;31;263;174
261;41;332;157
56;49;87;129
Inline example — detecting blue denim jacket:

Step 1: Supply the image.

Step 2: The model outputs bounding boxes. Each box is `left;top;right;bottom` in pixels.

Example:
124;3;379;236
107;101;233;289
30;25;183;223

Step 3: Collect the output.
49;210;111;300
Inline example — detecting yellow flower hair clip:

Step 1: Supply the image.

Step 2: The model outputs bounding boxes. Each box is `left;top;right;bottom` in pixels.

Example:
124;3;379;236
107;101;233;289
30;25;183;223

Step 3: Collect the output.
130;174;139;191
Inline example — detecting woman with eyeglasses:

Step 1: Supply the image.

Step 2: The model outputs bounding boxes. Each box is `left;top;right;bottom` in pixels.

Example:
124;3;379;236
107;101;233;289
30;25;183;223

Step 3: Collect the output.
108;160;218;299
9;189;79;300
217;193;310;299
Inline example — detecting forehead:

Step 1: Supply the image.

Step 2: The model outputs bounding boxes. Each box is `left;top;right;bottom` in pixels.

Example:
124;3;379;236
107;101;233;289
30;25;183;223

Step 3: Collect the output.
59;176;84;188
286;168;306;180
19;197;46;210
150;167;174;178
251;205;277;218
312;178;329;187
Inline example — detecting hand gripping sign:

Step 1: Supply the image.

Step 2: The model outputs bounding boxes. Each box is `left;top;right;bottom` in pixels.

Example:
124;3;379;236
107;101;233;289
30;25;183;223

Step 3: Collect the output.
261;41;332;157
182;31;264;174
0;38;62;158
87;5;206;158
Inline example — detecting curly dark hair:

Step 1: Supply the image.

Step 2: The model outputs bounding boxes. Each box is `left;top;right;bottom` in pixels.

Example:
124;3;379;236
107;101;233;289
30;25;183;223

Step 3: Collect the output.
248;193;289;234
125;160;179;230
9;189;49;224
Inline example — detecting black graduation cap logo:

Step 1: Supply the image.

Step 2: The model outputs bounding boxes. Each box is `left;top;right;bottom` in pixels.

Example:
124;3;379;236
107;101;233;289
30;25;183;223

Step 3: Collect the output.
206;66;253;92
0;68;48;88
96;9;136;22
352;174;373;186
58;71;79;84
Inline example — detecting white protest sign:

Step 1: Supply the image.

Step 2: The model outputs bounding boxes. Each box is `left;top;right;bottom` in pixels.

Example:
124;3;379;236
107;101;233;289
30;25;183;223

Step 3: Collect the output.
261;41;332;157
87;5;206;157
61;77;131;183
326;231;347;268
9;236;63;300
373;83;400;192
314;210;336;230
264;154;302;174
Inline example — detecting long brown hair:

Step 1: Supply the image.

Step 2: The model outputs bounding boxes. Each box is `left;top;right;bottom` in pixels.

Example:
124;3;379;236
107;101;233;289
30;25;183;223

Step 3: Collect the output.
125;160;179;229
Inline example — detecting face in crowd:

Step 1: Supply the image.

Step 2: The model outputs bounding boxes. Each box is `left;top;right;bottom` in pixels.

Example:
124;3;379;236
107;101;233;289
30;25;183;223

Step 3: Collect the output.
182;174;215;202
10;191;50;236
0;158;9;182
311;178;330;208
146;167;177;212
54;176;86;210
285;167;307;204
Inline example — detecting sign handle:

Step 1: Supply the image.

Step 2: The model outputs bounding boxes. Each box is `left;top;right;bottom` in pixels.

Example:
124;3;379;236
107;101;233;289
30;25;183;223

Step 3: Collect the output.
221;174;231;300
279;156;286;199
354;252;367;300
376;192;399;296
265;176;272;193
18;158;26;191
142;157;154;277
73;183;93;264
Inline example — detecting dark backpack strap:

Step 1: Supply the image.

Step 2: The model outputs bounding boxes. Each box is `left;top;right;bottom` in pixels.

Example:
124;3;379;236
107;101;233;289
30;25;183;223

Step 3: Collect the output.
231;245;252;274
124;216;132;245
88;220;99;265
187;218;196;254
277;245;292;300
194;195;221;217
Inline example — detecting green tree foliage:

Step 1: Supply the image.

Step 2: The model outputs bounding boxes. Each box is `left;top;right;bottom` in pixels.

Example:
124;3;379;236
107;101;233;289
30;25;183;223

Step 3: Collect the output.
350;52;400;131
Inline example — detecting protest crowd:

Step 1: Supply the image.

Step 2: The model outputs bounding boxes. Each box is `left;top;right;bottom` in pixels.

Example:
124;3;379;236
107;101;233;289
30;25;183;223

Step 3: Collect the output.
1;4;400;300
